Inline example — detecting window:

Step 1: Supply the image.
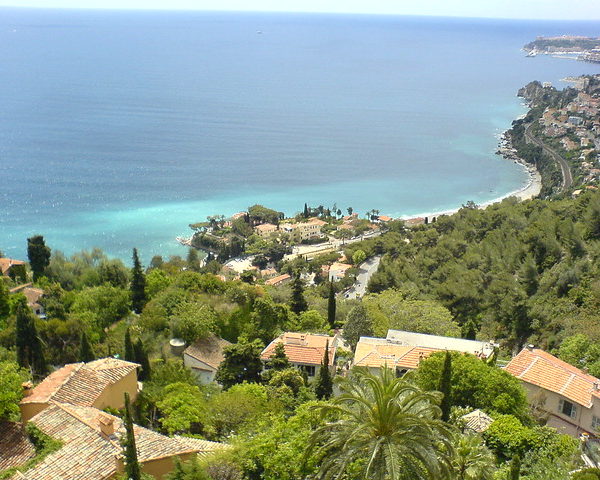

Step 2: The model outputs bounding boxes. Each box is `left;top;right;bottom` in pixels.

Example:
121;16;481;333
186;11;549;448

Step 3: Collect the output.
593;415;600;430
558;398;578;419
300;365;316;377
395;367;408;378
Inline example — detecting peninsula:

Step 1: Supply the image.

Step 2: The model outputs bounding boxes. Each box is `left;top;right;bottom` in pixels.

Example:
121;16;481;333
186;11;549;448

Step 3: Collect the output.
524;35;600;63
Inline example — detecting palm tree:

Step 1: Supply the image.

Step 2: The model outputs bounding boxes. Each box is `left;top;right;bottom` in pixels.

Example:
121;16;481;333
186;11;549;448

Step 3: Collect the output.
308;367;454;480
451;434;496;480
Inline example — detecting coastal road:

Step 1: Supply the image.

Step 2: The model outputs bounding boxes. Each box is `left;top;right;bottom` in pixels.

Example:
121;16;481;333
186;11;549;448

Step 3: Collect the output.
345;255;382;300
525;121;572;191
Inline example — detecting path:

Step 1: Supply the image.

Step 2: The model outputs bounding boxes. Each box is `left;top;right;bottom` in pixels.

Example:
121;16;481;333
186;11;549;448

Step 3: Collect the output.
345;255;382;299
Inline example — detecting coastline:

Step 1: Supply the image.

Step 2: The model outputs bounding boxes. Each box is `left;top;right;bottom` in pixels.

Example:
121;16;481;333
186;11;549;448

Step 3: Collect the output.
400;131;542;222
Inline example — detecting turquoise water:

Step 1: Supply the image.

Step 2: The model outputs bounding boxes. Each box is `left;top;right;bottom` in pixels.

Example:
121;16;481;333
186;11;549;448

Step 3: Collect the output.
0;10;599;261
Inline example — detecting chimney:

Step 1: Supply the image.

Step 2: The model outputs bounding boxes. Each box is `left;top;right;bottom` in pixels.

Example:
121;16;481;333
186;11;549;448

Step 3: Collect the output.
98;414;115;436
114;455;125;474
21;381;34;397
526;344;534;351
594;381;600;392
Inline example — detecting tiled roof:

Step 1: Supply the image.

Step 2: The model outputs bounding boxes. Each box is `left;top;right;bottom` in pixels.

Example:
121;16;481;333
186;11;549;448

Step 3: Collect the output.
173;436;226;457
0;258;25;275
264;274;291;286
261;332;336;366
184;336;231;370
353;338;439;370
12;402;214;480
0;422;36;470
21;358;139;406
386;330;495;358
460;409;494;433
505;347;600;408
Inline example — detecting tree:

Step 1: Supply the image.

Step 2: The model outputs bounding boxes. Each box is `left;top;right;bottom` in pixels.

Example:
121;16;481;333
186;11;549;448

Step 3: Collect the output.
451;434;496;480
314;341;333;400
156;382;206;435
215;340;264;389
308;367;454;480
15;297;47;377
124;327;135;362
27;235;51;281
122;391;142;480
304;203;309;218
268;342;290;371
167;456;211;480
187;248;201;272
439;351;452;422
79;331;95;363
0;280;9;322
170;302;217;344
134;338;152;381
327;283;336;329
342;304;373;351
131;248;147;314
414;352;528;419
290;275;308;314
510;454;521;480
352;249;367;265
0;361;26;420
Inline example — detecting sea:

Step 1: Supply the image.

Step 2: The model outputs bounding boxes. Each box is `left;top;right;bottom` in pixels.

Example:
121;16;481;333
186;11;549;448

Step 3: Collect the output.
0;9;599;262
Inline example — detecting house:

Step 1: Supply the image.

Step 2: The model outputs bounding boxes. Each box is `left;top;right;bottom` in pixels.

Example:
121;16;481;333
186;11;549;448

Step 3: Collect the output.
505;346;600;437
0;422;36;471
0;257;26;279
264;273;291;286
280;218;325;241
10;283;45;318
3;402;222;480
261;332;339;379
404;217;425;227
329;262;352;282
460;409;494;433
254;223;278;237
183;335;231;383
353;330;495;377
375;215;393;223
20;358;139;422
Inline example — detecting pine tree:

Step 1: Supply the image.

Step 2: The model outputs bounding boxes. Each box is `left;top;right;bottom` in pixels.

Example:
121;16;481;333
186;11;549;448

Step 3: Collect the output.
439;351;452;422
290;275;308;314
327;282;336;329
122;392;142;480
15;297;47;377
130;248;147;314
27;235;51;281
187;248;201;272
315;340;333;400
269;342;290;370
79;331;95;363
342;304;373;351
124;328;135;362
134;338;151;381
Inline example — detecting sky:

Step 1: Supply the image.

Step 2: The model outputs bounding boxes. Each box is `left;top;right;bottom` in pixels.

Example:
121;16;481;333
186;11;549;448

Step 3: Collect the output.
1;0;600;20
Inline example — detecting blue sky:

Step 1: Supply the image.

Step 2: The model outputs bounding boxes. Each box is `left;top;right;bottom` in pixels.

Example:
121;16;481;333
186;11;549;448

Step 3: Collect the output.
1;0;600;20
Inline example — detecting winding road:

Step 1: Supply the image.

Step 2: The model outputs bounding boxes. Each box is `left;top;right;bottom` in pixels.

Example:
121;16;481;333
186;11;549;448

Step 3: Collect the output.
345;255;382;299
525;121;572;191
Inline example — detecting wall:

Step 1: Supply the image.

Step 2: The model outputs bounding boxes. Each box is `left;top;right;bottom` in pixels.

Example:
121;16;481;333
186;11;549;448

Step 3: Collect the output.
20;402;48;423
142;452;196;480
183;355;216;384
93;370;139;411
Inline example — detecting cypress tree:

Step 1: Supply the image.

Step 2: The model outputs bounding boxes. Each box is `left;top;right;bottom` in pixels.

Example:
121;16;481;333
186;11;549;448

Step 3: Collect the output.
15;297;47;377
124;328;135;362
315;340;333;400
509;454;521;480
327;282;336;329
79;331;96;363
303;203;309;218
130;248;147;314
187;248;201;272
290;275;308;314
0;280;9;322
122;392;142;480
439;351;452;422
27;235;51;281
134;338;151;381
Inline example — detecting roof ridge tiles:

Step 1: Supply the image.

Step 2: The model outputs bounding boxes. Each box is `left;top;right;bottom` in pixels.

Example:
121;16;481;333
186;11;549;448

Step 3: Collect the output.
46;363;85;403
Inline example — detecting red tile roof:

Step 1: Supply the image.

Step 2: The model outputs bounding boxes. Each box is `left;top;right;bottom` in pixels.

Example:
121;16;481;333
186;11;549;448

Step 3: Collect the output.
353;340;440;370
261;332;336;366
0;422;36;471
264;274;291;286
21;358;139;407
505;347;600;408
0;258;25;276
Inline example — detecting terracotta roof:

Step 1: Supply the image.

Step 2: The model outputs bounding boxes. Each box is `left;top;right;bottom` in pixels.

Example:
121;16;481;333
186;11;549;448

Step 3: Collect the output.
10;285;44;309
173;436;226;457
505;347;600;408
254;223;277;232
0;258;25;276
353;338;439;370
12;402;213;480
183;336;231;371
0;422;36;470
265;274;291;286
377;215;393;222
261;332;336;366
307;218;327;226
21;358;139;406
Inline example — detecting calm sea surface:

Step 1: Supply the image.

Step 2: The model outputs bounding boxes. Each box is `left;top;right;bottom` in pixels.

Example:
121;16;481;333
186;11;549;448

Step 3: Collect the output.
0;9;599;261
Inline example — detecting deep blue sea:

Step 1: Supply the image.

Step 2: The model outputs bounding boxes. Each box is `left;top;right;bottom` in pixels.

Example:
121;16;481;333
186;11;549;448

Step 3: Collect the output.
0;9;599;261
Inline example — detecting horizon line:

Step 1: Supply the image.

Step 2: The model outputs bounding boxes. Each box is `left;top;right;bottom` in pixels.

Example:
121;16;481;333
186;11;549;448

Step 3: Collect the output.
1;4;600;22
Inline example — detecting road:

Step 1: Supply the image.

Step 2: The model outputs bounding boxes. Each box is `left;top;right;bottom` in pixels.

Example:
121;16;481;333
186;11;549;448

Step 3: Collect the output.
345;255;382;299
525;121;572;191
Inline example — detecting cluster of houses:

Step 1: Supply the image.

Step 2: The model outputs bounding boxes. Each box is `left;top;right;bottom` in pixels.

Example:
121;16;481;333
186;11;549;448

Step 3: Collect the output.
1;257;46;318
181;328;600;440
0;358;223;480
